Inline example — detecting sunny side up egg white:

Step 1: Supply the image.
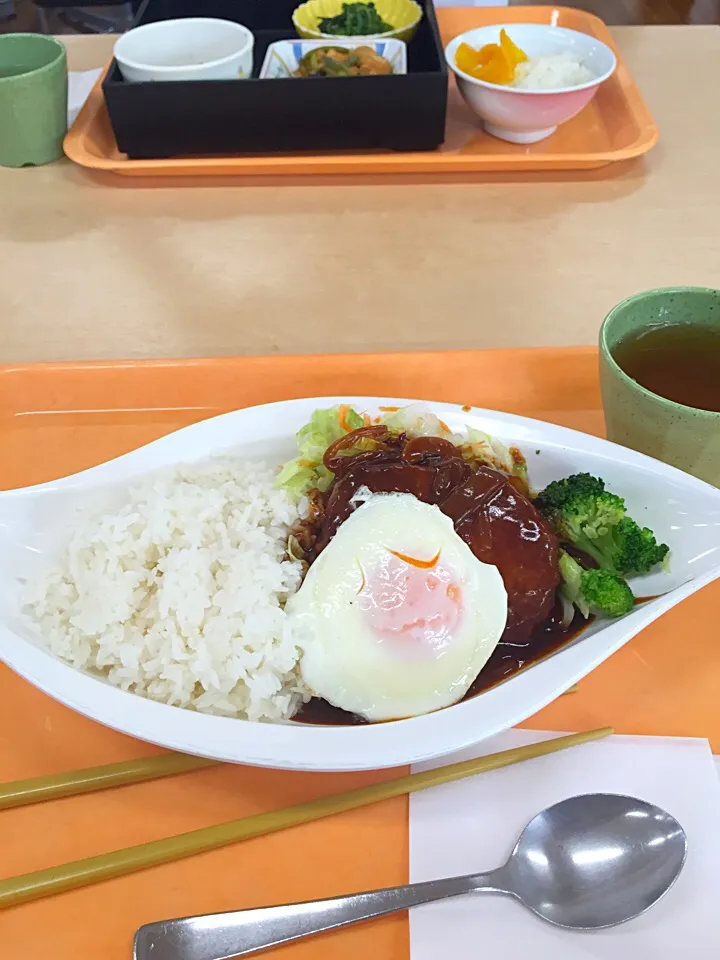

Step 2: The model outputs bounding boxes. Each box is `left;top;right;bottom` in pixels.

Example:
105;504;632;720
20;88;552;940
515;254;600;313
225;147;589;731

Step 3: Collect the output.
287;493;508;721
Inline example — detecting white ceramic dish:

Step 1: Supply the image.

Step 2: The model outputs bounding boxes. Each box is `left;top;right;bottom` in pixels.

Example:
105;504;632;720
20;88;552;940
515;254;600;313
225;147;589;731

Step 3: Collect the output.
445;24;616;144
114;17;254;83
260;38;407;79
1;397;719;772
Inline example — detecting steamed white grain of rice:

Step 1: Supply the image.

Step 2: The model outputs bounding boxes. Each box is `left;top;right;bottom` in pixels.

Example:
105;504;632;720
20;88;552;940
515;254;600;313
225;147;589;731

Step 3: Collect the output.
513;53;594;90
26;458;311;722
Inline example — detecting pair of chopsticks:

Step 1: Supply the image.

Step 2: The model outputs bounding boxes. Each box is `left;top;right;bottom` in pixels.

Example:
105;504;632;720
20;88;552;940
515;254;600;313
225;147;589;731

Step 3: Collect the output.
0;725;611;910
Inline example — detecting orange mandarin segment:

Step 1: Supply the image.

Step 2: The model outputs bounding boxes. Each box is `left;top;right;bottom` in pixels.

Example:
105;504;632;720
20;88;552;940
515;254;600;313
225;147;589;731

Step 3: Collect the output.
476;54;515;85
476;42;500;66
499;28;528;67
455;41;481;75
456;29;528;86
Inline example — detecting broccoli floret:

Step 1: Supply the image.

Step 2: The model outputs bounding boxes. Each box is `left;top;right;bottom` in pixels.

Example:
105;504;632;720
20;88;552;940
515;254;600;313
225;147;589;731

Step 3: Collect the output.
607;517;670;575
537;473;669;576
559;551;634;619
581;567;635;618
536;472;607;510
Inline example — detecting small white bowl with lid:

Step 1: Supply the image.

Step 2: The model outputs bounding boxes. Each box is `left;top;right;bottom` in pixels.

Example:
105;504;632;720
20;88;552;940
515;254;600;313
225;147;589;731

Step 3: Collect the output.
114;17;254;83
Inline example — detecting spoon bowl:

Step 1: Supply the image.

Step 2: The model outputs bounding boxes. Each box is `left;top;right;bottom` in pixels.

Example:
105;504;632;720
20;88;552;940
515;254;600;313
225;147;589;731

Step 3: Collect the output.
507;793;687;928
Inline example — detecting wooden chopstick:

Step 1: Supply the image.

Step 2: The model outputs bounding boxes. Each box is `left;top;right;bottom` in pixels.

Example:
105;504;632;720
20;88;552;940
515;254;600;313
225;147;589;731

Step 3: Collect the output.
0;683;582;812
0;726;612;910
0;753;218;811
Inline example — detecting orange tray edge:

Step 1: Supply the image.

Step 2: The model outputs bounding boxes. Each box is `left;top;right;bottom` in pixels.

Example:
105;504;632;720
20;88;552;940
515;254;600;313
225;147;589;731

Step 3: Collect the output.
1;345;717;960
63;6;658;179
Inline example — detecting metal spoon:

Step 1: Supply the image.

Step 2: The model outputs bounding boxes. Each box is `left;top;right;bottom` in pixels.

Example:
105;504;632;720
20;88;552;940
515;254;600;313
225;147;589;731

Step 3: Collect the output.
133;793;687;960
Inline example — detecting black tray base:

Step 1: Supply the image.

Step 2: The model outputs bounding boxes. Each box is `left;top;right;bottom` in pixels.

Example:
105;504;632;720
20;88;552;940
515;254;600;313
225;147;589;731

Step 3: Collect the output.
103;0;449;159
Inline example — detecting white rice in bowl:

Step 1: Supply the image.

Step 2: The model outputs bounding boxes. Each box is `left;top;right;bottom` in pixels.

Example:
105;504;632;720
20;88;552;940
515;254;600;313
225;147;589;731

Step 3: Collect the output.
25;458;311;722
513;53;594;90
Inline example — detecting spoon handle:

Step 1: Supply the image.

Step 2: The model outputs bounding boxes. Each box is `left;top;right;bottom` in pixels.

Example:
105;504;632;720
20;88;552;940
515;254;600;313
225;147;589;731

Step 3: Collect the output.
133;871;505;960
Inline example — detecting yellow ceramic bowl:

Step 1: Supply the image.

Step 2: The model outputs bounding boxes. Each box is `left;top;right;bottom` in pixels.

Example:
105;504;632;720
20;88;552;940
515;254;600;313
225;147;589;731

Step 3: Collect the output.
292;0;423;44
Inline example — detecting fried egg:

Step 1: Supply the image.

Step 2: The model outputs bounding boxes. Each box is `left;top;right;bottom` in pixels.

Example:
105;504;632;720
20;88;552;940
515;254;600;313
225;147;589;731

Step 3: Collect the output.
287;492;508;721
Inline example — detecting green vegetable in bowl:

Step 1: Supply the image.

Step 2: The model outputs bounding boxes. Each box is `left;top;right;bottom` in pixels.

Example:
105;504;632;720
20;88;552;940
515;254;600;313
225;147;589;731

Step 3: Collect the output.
559;551;634;619
535;472;669;576
318;2;393;36
297;46;351;76
275;405;365;497
296;45;393;77
539;471;669;622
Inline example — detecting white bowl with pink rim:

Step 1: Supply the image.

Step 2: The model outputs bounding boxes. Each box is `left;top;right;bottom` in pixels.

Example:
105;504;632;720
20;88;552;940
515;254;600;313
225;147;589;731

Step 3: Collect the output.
445;23;617;144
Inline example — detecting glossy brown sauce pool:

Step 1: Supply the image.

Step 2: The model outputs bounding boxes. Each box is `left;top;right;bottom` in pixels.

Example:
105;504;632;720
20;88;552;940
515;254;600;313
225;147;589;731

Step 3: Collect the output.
465;605;587;695
612;322;720;412
294;603;590;726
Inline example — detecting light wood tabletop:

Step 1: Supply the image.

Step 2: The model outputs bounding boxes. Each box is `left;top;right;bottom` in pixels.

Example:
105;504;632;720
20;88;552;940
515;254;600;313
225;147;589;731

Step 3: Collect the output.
2;26;719;364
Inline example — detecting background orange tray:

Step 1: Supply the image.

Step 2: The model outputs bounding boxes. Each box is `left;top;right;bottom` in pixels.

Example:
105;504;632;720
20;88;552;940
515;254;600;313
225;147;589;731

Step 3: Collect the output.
1;347;713;960
64;6;658;178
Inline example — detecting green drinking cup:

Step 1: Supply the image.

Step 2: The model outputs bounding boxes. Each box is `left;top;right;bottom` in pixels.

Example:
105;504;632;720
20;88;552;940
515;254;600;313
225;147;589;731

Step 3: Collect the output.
599;286;720;487
0;34;68;167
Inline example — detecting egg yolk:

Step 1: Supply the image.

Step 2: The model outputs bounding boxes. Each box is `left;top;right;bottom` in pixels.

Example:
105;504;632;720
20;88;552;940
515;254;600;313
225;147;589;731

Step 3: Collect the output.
357;549;463;658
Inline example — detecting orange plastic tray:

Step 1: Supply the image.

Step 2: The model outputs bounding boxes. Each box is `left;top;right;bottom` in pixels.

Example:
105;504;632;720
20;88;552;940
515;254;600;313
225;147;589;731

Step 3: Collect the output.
1;348;714;960
63;6;658;178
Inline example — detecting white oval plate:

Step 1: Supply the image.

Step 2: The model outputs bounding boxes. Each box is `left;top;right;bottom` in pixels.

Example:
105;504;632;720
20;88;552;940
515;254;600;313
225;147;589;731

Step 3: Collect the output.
1;397;719;772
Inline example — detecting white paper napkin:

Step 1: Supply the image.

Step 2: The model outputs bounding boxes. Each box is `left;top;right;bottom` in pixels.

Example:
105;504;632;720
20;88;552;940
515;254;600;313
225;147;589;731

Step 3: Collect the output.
68;69;103;127
410;730;720;957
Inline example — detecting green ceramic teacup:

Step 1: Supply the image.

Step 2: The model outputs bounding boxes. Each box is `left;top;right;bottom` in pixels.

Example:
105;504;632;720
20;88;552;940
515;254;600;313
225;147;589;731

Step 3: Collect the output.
0;34;67;167
600;286;720;487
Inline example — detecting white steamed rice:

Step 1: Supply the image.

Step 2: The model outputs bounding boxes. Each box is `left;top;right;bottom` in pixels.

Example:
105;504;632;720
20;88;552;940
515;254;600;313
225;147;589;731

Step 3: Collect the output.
513;53;594;90
25;458;312;722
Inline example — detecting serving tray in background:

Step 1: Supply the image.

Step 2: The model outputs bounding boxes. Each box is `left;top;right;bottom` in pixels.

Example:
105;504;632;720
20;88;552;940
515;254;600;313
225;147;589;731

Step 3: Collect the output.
63;6;658;177
102;0;448;158
0;346;715;959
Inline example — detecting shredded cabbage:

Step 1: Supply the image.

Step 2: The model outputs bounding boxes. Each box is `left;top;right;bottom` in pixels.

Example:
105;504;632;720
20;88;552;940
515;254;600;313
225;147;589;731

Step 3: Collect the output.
275;405;363;497
381;407;527;484
463;426;528;485
276;403;529;497
381;403;464;445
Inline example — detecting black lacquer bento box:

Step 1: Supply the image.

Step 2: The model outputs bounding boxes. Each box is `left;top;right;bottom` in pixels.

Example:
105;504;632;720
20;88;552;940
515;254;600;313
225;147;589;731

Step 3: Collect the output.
102;0;448;159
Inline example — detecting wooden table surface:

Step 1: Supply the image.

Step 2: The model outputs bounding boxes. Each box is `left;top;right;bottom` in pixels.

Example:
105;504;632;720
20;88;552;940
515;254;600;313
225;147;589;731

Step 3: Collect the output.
2;26;719;364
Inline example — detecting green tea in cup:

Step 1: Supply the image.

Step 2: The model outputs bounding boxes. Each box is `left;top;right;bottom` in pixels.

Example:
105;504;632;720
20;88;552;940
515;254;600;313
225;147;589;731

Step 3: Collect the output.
600;287;720;487
611;323;720;413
